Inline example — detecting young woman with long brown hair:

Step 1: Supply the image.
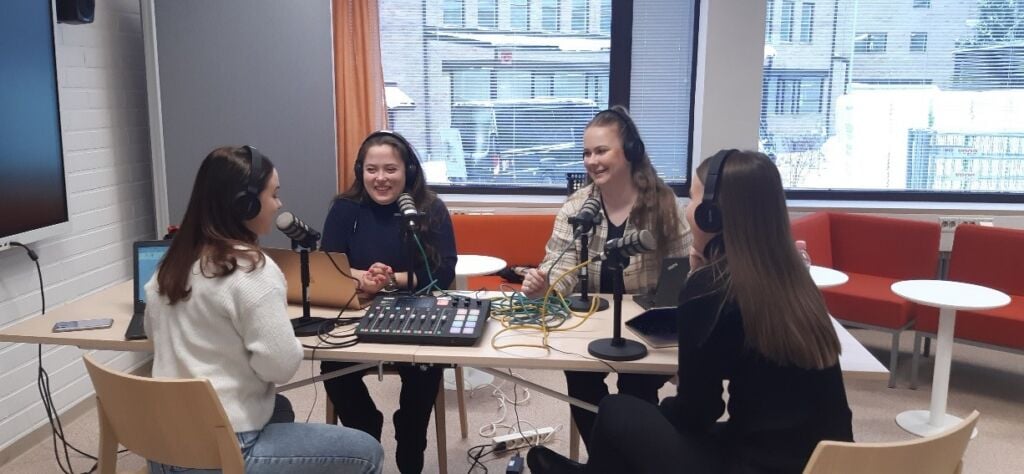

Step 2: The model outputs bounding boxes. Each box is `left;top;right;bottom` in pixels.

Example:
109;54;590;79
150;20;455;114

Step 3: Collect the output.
319;131;457;474
521;106;693;452
145;146;383;473
528;150;853;473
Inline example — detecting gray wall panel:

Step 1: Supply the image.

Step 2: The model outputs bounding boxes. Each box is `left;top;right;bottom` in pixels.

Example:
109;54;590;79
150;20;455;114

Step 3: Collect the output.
152;0;336;248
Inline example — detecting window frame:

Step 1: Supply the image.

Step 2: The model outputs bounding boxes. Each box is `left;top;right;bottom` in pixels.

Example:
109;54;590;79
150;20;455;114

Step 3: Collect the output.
442;0;464;27
780;0;796;42
909;31;927;53
854;32;888;53
415;0;699;196
798;2;814;44
477;0;497;29
541;0;560;32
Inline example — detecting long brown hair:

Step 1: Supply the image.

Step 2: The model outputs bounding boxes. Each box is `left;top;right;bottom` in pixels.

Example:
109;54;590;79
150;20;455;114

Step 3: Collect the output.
157;146;273;304
695;151;840;370
337;132;443;266
586;106;684;264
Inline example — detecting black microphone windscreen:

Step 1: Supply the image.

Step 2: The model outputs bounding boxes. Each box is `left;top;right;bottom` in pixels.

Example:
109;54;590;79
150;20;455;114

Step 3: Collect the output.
600;229;656;262
572;196;602;235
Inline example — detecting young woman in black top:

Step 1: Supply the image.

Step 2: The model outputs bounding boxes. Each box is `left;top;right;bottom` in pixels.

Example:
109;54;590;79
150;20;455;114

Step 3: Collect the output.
320;131;457;474
528;150;854;473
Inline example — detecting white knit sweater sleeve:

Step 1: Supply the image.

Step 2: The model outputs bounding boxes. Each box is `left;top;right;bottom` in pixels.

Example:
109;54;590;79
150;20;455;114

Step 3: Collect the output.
230;258;303;385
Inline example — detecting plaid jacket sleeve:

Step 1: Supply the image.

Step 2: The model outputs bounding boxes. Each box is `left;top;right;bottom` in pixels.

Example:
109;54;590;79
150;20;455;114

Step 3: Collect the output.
538;190;587;296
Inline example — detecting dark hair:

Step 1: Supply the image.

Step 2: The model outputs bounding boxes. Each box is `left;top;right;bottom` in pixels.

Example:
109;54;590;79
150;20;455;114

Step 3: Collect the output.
338;132;443;266
695;150;840;370
586;105;685;264
157;146;274;304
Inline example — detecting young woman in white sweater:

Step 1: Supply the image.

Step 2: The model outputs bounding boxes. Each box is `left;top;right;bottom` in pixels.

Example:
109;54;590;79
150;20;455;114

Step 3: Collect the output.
144;146;383;473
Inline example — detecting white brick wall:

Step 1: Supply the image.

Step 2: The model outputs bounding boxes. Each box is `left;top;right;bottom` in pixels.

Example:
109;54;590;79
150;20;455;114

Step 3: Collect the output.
0;0;154;453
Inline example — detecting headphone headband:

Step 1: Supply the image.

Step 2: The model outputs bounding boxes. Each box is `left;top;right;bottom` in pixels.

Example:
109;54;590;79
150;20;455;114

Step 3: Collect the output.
694;149;737;233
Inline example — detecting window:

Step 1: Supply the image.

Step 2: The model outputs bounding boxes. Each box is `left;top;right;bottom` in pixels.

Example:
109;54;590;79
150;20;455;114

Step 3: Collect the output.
799;3;814;43
378;0;697;190
913;0;930;8
761;0;1024;195
571;0;588;32
910;32;927;52
443;0;463;27
509;0;528;30
541;0;559;31
766;0;775;41
854;32;887;53
780;0;795;42
599;0;611;34
478;0;497;29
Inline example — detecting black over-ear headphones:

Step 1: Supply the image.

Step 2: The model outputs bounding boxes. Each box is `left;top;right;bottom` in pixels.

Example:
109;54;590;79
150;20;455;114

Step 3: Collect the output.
603;107;645;163
234;145;264;220
354;130;419;186
694;149;737;234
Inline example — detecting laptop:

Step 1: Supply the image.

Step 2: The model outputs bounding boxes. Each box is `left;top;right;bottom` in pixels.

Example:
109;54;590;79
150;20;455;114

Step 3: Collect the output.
625;307;679;349
125;240;172;340
632;257;690;310
263;248;363;310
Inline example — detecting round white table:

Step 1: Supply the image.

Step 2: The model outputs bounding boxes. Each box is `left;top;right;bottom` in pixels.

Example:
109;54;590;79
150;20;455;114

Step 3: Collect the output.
453;254;507;291
891;280;1010;437
447;254;507;391
809;265;849;289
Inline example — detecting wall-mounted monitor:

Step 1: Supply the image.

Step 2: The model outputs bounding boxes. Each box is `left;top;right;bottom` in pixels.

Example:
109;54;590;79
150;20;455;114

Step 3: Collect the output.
0;0;71;249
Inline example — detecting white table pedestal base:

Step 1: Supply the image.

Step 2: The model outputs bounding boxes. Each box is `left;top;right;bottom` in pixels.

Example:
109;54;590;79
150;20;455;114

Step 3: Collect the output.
897;410;978;438
443;367;494;391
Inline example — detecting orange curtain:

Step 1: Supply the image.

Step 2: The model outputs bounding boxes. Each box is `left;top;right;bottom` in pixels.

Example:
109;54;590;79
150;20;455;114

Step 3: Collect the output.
333;0;387;192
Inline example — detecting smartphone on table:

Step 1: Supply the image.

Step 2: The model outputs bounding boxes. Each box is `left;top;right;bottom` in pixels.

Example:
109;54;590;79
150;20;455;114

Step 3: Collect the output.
52;318;114;333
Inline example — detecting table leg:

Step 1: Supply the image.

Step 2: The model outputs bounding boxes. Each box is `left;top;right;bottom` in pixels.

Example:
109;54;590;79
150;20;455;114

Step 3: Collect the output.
896;307;975;437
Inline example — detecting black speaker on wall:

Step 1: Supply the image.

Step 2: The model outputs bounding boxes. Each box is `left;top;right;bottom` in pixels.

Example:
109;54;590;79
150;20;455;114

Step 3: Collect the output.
56;0;94;25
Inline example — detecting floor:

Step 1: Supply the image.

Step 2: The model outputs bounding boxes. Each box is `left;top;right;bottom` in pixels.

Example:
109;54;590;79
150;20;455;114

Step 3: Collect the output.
3;328;1023;473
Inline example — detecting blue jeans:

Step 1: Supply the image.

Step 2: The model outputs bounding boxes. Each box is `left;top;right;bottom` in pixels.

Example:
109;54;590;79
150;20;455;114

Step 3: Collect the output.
149;395;383;474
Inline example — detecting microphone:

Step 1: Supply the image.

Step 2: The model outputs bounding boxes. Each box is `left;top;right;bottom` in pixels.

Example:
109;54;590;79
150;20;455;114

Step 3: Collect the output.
397;193;418;217
275;211;321;249
593;229;656;263
570;196;602;236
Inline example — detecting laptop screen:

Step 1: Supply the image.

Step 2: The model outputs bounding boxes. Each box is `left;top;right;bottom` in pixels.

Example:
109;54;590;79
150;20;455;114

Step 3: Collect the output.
135;242;170;304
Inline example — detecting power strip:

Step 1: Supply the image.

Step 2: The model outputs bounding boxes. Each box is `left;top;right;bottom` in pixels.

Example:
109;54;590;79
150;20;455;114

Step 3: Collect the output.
492;427;556;451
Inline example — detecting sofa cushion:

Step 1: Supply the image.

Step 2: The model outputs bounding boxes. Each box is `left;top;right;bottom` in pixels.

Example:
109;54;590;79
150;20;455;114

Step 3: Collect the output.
914;294;1024;351
822;272;915;329
948;225;1024;297
828;213;941;281
451;214;555;267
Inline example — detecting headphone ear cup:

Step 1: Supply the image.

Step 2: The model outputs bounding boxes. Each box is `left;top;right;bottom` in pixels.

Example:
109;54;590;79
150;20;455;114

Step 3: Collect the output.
694;202;722;233
234;191;262;220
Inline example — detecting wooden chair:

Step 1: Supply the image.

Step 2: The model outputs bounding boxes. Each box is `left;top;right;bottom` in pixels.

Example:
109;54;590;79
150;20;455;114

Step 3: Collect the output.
803;410;979;474
82;354;244;474
324;364;470;474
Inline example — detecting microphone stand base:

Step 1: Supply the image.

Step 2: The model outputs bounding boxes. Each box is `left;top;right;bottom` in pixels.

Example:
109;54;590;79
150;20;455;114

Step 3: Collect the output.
566;294;609;312
291;316;337;337
588;337;648;361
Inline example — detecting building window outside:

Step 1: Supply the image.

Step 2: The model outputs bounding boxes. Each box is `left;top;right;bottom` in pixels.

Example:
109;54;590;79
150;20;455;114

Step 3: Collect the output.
913;0;930;8
910;32;928;52
571;0;589;33
534;73;555;97
599;0;611;34
443;0;464;27
766;0;775;41
509;0;528;30
854;32;887;53
799;3;814;44
453;69;490;101
780;0;796;42
774;77;822;115
542;0;560;31
478;0;497;28
497;70;533;99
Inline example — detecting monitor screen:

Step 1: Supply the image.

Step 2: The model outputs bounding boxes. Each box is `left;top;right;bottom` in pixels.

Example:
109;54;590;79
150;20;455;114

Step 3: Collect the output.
0;1;69;243
136;245;169;303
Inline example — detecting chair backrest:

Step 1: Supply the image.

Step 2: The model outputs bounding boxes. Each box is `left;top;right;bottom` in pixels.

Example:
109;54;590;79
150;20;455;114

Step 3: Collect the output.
451;213;555;266
828;212;941;280
949;224;1024;296
82;354;244;472
803;410;979;474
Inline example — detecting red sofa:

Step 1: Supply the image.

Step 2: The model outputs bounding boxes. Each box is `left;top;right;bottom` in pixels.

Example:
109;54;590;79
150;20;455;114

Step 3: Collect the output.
911;224;1024;388
791;211;942;387
451;213;556;290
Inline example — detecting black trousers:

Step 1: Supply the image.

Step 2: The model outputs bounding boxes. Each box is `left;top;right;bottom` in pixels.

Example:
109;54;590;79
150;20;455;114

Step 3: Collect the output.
564;370;670;449
586;395;726;473
321;361;442;474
